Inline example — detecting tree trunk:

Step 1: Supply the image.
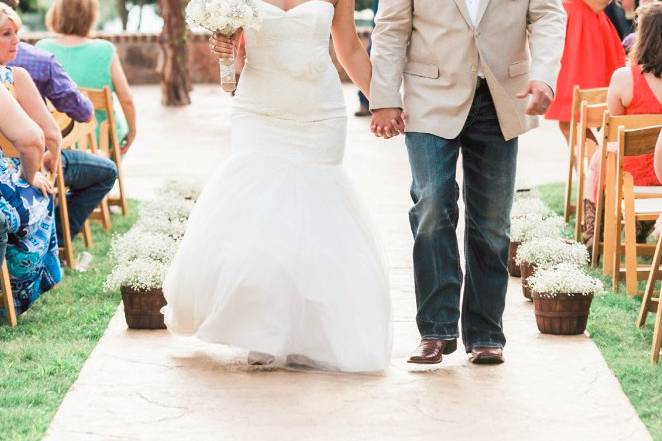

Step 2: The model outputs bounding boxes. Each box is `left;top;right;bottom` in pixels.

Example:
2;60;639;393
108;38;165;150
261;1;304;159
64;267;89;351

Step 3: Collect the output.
158;0;192;106
117;0;129;31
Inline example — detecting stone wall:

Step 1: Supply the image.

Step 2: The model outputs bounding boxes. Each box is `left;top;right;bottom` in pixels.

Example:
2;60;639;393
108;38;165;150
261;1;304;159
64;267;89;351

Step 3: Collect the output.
22;30;370;85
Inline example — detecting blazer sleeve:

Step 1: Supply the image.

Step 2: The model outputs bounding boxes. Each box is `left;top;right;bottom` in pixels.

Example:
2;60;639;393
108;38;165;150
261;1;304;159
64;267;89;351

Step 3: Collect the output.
527;0;567;95
368;0;413;110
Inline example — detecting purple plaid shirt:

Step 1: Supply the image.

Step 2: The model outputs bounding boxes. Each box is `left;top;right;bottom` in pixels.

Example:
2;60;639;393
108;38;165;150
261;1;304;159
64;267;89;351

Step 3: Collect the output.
8;42;93;123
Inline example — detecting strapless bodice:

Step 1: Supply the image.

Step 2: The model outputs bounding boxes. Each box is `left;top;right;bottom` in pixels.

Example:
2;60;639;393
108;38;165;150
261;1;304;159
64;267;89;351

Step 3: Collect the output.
232;0;346;121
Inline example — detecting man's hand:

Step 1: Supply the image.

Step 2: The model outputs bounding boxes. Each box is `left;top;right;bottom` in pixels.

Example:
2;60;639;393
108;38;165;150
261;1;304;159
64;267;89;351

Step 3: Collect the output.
516;81;554;116
42;150;59;176
371;108;406;139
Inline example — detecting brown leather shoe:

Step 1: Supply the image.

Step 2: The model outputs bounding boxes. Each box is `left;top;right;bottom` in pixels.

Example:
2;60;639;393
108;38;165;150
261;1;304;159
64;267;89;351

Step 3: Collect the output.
469;347;504;364
407;338;457;364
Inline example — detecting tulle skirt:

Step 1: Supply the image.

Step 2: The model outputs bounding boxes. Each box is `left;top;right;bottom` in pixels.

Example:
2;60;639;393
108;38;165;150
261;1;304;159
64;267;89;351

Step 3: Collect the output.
163;112;392;373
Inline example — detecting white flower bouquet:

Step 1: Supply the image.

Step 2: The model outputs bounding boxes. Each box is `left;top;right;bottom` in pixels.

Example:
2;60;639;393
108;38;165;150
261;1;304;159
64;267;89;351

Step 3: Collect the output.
528;263;604;297
511;197;552;220
515;237;589;268
511;214;565;243
110;229;179;264
186;0;262;92
139;198;195;224
105;257;170;291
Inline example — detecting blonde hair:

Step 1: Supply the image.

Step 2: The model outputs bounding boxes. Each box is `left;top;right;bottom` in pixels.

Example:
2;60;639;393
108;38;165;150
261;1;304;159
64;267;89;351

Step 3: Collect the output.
0;3;21;31
46;0;99;37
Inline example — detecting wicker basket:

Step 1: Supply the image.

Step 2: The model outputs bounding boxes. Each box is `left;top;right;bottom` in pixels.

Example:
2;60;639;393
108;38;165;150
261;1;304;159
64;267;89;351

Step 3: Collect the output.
121;286;167;329
519;262;536;300
531;291;593;335
508;241;521;277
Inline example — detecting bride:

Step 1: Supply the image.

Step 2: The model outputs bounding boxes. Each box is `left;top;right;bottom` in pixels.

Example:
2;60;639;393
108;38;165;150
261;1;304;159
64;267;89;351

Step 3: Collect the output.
162;0;392;372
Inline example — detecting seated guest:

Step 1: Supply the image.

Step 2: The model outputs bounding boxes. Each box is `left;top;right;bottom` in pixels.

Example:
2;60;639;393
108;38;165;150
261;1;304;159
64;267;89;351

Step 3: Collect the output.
584;2;662;246
0;0;117;245
37;0;136;153
0;80;46;267
0;4;61;315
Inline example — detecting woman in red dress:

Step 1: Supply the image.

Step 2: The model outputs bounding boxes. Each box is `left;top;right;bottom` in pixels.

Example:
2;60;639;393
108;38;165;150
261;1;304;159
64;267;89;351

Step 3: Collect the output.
584;2;662;246
546;0;626;141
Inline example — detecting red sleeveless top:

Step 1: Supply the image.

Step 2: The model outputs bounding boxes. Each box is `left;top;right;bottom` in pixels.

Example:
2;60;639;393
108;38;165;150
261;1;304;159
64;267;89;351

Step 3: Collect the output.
545;0;626;121
622;65;662;186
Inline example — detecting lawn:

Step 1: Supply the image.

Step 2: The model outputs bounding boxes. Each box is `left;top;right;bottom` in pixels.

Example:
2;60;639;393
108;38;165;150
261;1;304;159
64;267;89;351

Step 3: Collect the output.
538;183;662;441
0;202;138;441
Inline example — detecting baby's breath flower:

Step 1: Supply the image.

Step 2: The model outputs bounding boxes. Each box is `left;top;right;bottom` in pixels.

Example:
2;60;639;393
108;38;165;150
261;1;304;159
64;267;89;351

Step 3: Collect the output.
511;197;552;220
515;237;588;268
528;263;603;297
511;214;565;243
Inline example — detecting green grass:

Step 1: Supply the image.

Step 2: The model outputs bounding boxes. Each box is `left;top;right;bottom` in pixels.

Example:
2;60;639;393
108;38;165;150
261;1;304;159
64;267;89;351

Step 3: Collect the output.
538;183;662;440
0;201;138;441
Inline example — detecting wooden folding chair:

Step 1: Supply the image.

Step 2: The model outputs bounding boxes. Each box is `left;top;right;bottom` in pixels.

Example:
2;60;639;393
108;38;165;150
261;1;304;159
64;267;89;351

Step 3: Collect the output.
0;260;16;326
611;125;662;296
573;102;608;242
80;86;129;216
591;114;662;273
640;231;662;364
564;86;608;223
0;137;18;326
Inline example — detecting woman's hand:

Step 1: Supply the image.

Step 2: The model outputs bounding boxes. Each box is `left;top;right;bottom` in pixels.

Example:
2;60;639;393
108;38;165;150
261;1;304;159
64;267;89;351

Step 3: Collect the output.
26;171;53;198
42;150;59;176
209;30;242;60
121;129;137;154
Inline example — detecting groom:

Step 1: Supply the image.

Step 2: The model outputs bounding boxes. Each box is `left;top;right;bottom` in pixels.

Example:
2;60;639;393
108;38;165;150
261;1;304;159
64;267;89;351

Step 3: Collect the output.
369;0;566;364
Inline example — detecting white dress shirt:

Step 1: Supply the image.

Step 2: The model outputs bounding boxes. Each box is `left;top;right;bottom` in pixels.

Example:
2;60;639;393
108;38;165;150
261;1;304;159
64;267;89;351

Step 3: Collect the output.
466;0;480;25
465;0;484;78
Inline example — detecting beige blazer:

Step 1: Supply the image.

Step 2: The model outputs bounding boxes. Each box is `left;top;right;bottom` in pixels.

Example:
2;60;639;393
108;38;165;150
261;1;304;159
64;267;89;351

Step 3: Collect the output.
369;0;566;140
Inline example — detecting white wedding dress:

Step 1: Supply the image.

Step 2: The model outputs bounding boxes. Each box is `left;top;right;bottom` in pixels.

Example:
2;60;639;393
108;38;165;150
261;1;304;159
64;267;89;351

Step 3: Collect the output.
162;0;392;372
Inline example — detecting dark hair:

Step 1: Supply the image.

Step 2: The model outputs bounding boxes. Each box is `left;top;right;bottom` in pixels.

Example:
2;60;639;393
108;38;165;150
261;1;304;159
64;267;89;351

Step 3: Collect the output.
631;2;662;78
0;0;18;10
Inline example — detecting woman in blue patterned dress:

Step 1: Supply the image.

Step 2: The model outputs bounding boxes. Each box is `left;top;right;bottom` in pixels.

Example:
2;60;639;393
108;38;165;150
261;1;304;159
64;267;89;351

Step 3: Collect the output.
0;4;62;316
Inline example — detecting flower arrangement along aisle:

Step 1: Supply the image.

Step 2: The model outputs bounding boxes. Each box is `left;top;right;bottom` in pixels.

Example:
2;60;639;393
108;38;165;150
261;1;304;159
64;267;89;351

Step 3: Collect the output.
105;181;201;329
515;238;589;300
186;0;262;92
528;263;604;335
508;210;565;277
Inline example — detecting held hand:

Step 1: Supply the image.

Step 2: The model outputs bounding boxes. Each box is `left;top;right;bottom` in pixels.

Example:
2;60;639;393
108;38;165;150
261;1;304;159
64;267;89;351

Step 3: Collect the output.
27;171;53;198
516;81;554;116
42;150;59;176
371;108;406;139
208;30;243;60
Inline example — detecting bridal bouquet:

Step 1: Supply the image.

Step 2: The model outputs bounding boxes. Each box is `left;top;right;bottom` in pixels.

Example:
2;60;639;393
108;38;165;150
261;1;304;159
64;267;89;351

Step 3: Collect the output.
186;0;262;92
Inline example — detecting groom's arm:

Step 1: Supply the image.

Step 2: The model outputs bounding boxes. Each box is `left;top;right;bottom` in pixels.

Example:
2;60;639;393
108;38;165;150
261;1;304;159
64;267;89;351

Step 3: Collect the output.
368;0;413;111
527;0;566;97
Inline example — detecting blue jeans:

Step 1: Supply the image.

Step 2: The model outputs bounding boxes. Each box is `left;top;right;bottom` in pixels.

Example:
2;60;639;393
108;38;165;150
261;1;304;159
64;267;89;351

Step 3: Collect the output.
405;81;517;352
56;150;117;242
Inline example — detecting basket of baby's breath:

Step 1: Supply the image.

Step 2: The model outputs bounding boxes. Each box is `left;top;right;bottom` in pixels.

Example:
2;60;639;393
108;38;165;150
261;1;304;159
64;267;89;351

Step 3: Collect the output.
515;238;589;300
508;213;564;277
105;185;196;329
528;263;603;335
105;247;172;329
